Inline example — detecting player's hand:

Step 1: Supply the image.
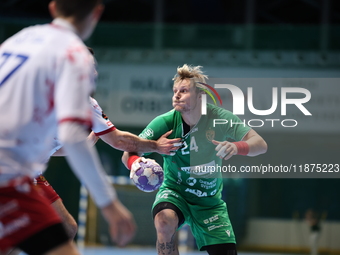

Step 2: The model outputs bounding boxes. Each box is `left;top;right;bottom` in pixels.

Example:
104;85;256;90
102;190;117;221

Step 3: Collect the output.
156;130;182;156
101;199;136;247
129;157;158;179
212;140;237;160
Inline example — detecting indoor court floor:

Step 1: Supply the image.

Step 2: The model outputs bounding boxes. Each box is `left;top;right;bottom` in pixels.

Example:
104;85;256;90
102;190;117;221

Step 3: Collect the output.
81;246;294;255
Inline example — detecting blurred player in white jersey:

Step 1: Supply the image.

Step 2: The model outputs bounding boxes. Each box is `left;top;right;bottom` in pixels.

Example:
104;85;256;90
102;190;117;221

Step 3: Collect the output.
0;0;136;254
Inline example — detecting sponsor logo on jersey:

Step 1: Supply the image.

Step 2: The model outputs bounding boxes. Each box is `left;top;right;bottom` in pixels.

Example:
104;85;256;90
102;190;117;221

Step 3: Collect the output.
210;189;217;195
203;215;219;224
101;111;108;120
142;128;154;138
186;177;197;186
185;188;207;197
199;179;217;189
38;175;47;182
181;167;192;173
192;160;216;176
0;201;19;218
15;183;31;193
176;172;182;184
156;189;179;201
0;215;30;239
208;225;217;231
182;160;218;177
207;222;229;232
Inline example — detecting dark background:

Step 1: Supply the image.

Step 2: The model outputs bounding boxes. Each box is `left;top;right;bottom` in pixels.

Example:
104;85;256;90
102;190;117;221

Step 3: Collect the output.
0;0;340;24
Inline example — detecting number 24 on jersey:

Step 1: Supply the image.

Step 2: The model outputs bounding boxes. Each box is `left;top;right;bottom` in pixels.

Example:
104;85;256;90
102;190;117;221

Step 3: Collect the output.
181;136;198;155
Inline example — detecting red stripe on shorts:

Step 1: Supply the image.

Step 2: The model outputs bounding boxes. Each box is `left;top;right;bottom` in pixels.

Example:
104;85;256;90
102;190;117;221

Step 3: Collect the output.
34;175;61;204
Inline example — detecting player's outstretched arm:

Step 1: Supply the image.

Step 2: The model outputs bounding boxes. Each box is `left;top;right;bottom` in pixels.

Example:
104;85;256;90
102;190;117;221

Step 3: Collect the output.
59;122;136;246
99;129;181;155
212;129;267;160
51;132;99;157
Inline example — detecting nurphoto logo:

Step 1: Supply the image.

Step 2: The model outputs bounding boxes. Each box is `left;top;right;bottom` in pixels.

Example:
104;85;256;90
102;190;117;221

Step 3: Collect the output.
201;84;312;128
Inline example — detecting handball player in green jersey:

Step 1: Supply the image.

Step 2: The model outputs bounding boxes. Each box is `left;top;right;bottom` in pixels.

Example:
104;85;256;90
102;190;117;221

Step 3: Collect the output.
123;64;267;255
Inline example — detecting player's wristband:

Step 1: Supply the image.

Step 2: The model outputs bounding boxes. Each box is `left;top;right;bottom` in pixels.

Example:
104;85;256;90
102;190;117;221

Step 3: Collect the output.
127;155;140;170
233;141;249;155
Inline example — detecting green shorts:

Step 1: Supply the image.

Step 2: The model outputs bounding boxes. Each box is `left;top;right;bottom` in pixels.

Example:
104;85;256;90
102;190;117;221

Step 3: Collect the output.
152;188;236;251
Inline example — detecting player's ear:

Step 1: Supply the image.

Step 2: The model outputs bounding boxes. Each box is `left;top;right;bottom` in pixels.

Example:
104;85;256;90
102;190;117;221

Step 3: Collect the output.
92;4;105;22
48;1;58;18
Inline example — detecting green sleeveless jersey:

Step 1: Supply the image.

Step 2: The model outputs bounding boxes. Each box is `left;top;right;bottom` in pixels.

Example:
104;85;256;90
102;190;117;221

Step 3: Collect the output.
139;104;250;207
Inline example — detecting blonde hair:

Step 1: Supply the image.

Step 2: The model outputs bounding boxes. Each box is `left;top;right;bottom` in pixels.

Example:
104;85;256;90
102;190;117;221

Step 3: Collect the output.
172;64;223;106
172;64;208;89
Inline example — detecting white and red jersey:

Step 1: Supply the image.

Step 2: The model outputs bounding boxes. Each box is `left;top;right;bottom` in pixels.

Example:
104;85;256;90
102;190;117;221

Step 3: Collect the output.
49;97;116;156
0;18;95;185
90;97;115;136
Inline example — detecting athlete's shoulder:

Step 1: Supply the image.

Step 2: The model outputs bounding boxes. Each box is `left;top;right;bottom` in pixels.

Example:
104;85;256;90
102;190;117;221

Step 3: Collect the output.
37;21;87;57
89;97;104;115
89;97;110;121
89;97;100;109
143;109;179;134
0;24;45;48
153;109;180;125
158;109;177;119
1;22;85;58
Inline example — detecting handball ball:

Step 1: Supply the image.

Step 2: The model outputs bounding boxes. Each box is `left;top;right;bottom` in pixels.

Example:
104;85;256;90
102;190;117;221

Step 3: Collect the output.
132;161;164;192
